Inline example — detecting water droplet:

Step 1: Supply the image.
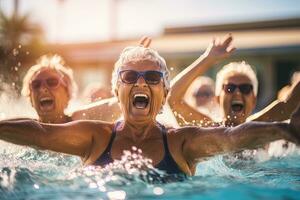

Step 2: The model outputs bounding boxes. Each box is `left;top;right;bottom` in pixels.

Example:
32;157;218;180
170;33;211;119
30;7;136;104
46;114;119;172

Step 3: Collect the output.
14;66;18;71
107;190;126;200
12;49;19;56
17;62;21;67
153;187;164;195
132;146;137;151
33;184;39;189
170;67;174;71
89;182;97;189
26;51;30;55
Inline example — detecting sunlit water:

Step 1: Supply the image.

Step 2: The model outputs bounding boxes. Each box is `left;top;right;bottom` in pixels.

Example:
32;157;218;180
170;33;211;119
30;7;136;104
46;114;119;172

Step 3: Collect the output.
1;88;300;200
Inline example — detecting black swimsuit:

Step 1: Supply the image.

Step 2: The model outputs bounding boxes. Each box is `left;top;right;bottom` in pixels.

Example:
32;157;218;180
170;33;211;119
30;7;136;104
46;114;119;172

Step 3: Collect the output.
93;122;184;175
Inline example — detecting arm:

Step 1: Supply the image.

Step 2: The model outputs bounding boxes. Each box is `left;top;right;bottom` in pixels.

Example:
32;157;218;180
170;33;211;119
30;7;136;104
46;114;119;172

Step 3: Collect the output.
71;97;121;122
0;118;111;158
168;35;235;125
182;110;300;163
247;81;300;122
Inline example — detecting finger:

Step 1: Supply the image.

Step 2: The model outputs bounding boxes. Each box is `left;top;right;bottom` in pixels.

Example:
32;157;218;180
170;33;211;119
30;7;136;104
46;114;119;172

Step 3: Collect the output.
227;46;236;53
222;34;233;47
144;37;152;48
212;37;216;46
138;36;148;46
215;37;221;45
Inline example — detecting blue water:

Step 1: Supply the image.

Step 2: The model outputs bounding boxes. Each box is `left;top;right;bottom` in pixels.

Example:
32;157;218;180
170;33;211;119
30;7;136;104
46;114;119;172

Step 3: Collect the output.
1;142;300;200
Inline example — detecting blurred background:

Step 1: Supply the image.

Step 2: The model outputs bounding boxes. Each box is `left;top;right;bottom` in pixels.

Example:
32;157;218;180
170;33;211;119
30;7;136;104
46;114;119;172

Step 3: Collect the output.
1;0;300;109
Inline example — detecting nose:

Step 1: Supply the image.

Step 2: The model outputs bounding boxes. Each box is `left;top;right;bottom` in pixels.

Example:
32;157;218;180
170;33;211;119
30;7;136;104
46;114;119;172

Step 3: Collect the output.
135;75;147;86
232;88;243;97
39;82;50;93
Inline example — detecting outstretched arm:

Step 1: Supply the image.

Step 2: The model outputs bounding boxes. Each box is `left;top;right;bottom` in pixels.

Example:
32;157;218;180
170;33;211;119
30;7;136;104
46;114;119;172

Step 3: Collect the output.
182;103;300;164
168;35;235;126
247;81;300;122
71;97;121;122
0;118;111;158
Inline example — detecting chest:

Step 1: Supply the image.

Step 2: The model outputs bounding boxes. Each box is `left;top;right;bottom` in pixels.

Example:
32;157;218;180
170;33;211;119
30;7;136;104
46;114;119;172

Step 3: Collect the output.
110;136;166;165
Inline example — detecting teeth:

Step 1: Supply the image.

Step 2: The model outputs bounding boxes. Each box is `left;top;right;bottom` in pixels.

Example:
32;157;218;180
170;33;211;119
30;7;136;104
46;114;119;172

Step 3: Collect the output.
40;97;52;102
231;100;243;105
134;94;148;99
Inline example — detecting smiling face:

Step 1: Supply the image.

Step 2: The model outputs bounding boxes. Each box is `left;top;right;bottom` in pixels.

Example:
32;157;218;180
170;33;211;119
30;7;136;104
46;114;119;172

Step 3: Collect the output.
29;68;70;122
218;74;256;125
115;60;166;125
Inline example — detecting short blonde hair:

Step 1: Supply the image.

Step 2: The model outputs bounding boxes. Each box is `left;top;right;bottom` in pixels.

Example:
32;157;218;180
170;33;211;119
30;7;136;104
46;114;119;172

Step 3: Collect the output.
215;61;258;96
22;54;77;99
111;46;170;96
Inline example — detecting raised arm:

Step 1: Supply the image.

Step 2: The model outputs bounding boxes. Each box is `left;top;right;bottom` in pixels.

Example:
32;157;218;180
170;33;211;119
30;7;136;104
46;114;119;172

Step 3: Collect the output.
182;103;300;164
0;118;112;158
168;35;235;125
247;81;300;122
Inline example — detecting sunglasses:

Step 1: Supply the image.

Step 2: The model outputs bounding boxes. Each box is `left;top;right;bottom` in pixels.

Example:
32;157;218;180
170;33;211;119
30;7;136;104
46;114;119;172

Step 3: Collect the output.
30;77;66;90
223;83;253;95
194;90;214;98
118;70;164;85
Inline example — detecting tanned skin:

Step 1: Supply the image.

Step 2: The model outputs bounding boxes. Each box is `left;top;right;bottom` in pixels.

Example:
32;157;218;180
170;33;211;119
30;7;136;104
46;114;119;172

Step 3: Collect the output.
1;59;300;176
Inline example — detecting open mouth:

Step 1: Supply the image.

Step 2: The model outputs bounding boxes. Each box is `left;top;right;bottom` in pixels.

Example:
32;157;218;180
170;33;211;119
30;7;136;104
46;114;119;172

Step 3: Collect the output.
231;100;244;112
133;94;149;109
39;97;54;108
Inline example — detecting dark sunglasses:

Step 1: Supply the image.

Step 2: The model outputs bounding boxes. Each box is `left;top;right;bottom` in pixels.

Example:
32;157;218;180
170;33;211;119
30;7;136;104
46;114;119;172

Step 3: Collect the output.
31;77;66;90
118;70;164;85
223;83;253;95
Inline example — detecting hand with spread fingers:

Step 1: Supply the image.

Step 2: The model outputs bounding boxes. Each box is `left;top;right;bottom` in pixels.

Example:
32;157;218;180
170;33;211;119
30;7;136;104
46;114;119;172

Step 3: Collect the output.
204;34;236;61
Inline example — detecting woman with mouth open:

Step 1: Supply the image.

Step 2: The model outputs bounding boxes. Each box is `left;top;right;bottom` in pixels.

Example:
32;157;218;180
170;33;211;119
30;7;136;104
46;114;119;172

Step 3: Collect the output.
21;54;77;124
168;35;300;127
21;37;151;124
1;46;300;176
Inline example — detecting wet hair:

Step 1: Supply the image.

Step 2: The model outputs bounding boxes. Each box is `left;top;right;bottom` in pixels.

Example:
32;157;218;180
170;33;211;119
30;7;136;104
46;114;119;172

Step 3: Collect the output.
111;46;170;96
22;54;77;99
215;61;258;96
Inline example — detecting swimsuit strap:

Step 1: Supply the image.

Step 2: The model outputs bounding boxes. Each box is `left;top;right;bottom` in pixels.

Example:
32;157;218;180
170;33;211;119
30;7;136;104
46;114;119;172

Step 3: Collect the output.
93;121;120;166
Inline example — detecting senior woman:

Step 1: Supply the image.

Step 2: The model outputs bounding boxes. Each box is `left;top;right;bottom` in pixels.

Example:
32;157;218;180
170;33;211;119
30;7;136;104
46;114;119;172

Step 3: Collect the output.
22;54;77;123
1;46;300;176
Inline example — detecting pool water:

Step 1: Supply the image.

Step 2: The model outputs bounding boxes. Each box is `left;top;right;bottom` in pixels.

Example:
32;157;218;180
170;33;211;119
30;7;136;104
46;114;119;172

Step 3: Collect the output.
0;88;300;200
1;141;300;200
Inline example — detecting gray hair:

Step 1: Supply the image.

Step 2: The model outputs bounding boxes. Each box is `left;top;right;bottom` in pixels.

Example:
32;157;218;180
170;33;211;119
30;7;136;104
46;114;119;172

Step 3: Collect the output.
111;46;170;95
215;61;258;96
22;54;77;99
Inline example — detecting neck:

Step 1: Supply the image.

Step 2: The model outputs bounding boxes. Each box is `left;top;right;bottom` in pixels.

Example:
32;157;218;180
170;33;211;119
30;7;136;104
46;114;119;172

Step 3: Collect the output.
121;119;159;142
39;114;69;124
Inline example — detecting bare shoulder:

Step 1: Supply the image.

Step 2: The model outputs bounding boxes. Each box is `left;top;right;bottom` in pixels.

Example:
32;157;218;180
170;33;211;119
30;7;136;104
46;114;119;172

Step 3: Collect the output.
81;120;117;164
165;126;204;143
